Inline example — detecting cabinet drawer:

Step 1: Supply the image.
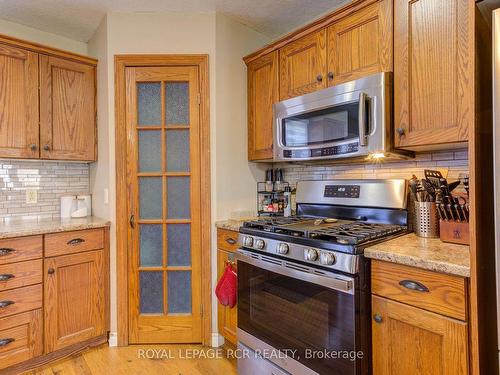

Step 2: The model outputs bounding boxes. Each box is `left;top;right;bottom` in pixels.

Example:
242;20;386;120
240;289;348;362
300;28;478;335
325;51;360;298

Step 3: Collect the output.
0;259;42;292
0;236;43;265
217;229;239;252
0;309;43;370
0;284;42;319
45;228;104;257
371;260;467;320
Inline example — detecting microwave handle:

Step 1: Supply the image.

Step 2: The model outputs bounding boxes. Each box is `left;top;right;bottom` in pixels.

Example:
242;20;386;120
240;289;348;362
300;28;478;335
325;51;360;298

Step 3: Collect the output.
358;92;368;146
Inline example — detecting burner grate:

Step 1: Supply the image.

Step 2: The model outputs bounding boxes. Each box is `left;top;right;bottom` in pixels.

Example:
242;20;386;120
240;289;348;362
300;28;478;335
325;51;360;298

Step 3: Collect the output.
309;223;405;245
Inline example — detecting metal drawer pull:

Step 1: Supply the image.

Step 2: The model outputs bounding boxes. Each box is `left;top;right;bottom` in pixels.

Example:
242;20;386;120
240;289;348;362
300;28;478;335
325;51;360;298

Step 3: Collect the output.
373;314;383;323
67;238;85;246
0;274;14;281
0;248;14;256
0;338;14;347
0;300;14;308
225;238;237;245
399;279;429;293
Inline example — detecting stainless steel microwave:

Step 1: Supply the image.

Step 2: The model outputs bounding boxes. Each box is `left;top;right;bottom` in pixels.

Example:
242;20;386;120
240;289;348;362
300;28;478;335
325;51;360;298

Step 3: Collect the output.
273;72;409;162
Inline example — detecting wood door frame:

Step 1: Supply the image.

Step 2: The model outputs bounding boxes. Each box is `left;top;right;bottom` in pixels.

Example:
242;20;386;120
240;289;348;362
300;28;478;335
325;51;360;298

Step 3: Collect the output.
115;55;211;346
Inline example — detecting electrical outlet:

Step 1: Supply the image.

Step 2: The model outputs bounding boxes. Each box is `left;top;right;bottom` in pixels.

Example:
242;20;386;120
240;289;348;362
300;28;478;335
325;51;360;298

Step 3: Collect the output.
26;189;38;204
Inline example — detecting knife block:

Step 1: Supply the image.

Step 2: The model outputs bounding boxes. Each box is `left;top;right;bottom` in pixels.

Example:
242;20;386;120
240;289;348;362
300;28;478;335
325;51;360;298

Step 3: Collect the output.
439;220;470;245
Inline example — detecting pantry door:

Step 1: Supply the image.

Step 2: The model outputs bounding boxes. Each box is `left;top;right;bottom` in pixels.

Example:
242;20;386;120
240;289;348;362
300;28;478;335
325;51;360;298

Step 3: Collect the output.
126;66;202;343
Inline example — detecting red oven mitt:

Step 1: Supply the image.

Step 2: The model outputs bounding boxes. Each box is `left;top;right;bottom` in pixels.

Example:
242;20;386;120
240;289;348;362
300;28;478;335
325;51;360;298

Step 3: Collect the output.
215;263;237;308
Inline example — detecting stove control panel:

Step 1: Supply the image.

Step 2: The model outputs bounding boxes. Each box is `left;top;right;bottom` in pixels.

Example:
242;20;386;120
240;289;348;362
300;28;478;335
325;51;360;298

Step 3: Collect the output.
238;234;359;274
324;185;360;198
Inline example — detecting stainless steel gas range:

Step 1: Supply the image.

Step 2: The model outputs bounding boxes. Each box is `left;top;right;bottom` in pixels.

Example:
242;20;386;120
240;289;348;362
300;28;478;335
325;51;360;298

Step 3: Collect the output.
236;179;408;375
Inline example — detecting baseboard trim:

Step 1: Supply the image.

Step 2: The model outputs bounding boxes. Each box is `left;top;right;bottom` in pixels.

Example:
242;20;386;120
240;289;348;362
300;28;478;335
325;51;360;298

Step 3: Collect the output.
211;333;225;347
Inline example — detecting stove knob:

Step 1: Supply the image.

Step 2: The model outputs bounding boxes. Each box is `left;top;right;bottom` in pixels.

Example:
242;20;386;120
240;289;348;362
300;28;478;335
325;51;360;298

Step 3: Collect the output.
304;248;318;262
277;243;289;255
320;252;336;265
243;236;254;247
254;239;265;250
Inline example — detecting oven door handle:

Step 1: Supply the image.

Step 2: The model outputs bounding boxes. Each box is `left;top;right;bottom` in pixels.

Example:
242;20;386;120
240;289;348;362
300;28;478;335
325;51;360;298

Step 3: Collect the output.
236;249;354;295
358;92;368;146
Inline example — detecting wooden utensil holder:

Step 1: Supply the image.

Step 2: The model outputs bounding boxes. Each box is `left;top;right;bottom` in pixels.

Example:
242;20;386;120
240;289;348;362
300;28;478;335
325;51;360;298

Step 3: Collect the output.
439;220;469;245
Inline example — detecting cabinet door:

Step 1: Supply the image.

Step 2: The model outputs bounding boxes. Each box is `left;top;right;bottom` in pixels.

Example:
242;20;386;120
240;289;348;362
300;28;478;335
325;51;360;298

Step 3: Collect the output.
0;44;39;158
247;51;278;161
372;295;468;375
279;30;327;100
394;0;472;149
39;55;96;161
327;0;392;86
217;249;237;345
44;250;105;352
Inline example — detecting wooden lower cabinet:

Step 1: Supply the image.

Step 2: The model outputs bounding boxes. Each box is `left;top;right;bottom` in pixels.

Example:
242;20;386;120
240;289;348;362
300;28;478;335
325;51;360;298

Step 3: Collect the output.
217;228;238;345
44;249;106;352
372;296;468;374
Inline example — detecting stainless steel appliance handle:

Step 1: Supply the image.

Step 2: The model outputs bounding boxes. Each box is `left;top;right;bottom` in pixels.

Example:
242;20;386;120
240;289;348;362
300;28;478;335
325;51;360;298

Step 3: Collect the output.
236;249;354;294
358;92;368;146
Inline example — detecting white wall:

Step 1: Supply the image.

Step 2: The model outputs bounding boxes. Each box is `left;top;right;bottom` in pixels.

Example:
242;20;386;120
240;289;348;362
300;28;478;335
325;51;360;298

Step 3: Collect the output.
88;11;269;340
0;18;88;55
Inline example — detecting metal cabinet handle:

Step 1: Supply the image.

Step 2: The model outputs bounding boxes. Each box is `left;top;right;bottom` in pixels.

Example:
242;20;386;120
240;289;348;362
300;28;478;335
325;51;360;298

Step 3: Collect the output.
43;144;50;151
397;127;406;136
373;314;383;323
399;279;429;292
48;268;55;275
0;248;14;256
67;238;85;246
316;74;323;82
225;238;237;245
29;144;37;151
0;338;14;347
0;274;14;282
327;72;334;80
0;300;14;308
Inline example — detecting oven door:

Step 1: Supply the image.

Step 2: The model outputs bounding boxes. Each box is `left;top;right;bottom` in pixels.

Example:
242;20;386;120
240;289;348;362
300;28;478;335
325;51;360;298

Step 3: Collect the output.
237;249;368;375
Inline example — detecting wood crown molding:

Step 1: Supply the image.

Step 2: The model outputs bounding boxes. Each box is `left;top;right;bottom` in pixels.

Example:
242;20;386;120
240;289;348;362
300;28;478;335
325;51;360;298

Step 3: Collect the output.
0;33;97;66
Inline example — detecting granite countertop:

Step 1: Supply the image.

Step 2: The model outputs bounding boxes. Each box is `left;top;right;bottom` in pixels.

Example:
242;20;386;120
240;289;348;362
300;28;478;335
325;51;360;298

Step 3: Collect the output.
215;217;259;232
0;216;110;239
365;233;470;277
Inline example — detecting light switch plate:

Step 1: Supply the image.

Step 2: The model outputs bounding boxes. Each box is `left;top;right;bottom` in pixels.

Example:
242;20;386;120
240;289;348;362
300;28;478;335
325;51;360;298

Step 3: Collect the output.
26;189;37;204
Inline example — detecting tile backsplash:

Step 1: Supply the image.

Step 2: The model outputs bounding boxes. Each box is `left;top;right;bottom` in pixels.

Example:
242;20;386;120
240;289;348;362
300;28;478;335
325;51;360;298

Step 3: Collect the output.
0;160;89;220
278;149;468;190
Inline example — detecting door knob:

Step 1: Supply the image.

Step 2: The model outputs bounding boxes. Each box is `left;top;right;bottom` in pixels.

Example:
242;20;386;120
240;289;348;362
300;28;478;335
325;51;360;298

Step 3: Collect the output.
373;314;383;323
327;72;334;80
48;268;55;275
397;128;406;136
43;145;50;151
29;144;37;152
316;74;323;82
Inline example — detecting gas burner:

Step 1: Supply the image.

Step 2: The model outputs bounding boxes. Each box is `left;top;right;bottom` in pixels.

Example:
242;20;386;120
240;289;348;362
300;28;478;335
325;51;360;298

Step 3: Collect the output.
309;222;406;245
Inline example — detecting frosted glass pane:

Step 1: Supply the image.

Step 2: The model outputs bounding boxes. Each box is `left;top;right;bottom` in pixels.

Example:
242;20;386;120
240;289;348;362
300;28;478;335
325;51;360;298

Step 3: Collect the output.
140;224;163;266
167;177;190;219
140;271;163;313
166;82;189;125
137;83;161;125
139;177;163;219
168;271;191;313
139;130;161;172
167;224;191;266
166;130;190;172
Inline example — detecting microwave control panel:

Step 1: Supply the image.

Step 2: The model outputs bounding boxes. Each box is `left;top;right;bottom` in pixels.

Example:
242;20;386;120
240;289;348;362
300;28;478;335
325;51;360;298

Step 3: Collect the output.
283;142;359;158
324;185;361;198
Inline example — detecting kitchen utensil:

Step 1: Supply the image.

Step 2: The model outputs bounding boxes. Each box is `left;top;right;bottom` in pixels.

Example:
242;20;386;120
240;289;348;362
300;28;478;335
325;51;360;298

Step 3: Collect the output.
409;179;419;201
448;180;461;193
421;179;436;201
424;169;444;189
415;201;439;238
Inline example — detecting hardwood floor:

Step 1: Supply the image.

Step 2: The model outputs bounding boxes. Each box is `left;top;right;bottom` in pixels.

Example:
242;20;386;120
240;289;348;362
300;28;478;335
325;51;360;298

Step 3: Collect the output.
22;344;237;375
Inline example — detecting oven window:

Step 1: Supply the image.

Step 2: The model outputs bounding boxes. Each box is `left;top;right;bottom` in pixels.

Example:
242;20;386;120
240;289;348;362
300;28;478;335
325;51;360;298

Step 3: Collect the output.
238;261;362;375
282;102;359;147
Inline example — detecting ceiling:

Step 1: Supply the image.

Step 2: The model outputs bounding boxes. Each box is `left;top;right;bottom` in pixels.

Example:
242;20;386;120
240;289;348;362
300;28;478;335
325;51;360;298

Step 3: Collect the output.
0;0;350;42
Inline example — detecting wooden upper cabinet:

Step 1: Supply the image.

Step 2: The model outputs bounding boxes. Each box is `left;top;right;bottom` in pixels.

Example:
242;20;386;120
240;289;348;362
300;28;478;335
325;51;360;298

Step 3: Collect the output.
247;51;278;160
39;55;96;161
279;29;327;100
327;0;392;86
0;44;39;158
394;0;473;150
372;296;468;375
44;249;105;352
